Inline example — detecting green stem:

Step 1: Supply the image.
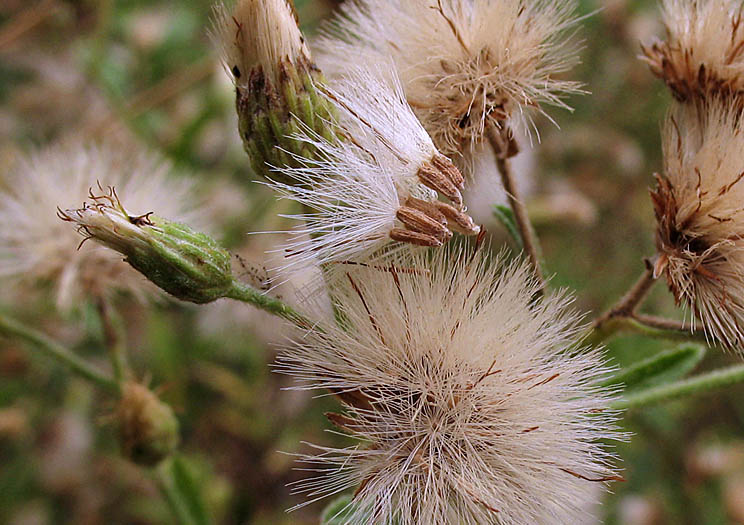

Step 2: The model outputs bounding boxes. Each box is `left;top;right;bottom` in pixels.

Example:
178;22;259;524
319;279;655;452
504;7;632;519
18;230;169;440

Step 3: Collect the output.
155;461;199;525
613;363;744;410
96;297;131;385
224;280;315;330
0;312;118;393
586;315;708;347
86;0;114;80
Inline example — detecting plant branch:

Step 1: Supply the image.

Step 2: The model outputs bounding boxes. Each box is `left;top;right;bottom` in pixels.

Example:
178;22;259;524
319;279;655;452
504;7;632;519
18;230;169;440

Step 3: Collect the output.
594;265;656;325
632;313;694;332
613;363;744;410
586;315;709;346
96;297;131;384
589;263;659;343
0;0;60;50
224;280;315;330
0;312;118;392
485;122;545;293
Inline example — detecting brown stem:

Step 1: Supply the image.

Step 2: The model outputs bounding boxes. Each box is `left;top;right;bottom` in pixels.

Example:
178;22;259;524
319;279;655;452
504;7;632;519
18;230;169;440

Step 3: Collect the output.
485;123;545;293
592;264;657;331
632;314;687;332
0;0;59;50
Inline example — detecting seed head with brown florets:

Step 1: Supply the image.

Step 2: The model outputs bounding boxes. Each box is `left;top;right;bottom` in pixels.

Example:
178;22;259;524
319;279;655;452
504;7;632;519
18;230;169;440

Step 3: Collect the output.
652;98;744;350
268;66;479;272
315;0;584;167
642;0;744;103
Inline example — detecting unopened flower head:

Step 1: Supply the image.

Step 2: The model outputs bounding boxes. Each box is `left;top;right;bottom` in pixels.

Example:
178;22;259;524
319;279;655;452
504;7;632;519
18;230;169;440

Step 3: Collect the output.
315;0;583;163
652;99;744;350
212;0;337;183
213;0;308;85
116;382;180;466
642;0;744;103
60;187;233;304
0;142;208;309
269;67;479;270
277;247;620;524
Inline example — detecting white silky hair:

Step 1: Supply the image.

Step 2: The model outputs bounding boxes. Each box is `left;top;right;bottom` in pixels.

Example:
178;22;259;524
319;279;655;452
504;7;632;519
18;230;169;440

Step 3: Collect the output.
658;0;744;82
277;246;621;524
266;66;441;272
211;0;310;85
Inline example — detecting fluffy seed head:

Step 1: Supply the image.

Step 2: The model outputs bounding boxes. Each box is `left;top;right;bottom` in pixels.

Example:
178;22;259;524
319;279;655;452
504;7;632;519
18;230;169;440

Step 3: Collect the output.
212;0;309;85
315;0;583;162
269;67;478;270
642;0;744;102
277;247;620;524
652;99;744;349
0;142;208;309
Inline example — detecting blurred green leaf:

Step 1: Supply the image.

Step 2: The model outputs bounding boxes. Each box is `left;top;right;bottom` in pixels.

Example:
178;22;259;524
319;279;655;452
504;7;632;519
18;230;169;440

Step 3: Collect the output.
157;456;212;525
493;204;523;250
321;495;356;524
602;343;706;393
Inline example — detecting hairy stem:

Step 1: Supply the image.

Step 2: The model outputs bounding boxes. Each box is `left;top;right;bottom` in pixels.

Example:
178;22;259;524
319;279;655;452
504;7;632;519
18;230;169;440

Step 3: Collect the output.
633;314;694;332
589;264;658;342
586;315;709;346
224;280;315;330
0;312;118;392
96;297;131;384
613;363;744;410
485;123;545;293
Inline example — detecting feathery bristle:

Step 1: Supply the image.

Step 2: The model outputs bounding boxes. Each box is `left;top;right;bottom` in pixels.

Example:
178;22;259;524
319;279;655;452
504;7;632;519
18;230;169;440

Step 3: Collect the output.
642;0;744;102
652;98;744;350
315;0;583;165
268;67;477;271
277;246;620;524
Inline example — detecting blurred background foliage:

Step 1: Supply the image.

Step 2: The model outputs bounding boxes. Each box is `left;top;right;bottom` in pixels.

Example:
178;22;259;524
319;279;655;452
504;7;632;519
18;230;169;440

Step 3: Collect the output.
2;0;744;523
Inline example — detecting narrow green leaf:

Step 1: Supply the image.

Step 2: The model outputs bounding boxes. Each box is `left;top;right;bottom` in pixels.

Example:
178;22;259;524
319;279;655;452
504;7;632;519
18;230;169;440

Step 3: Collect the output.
157;456;212;525
613;363;744;410
602;343;706;393
321;495;356;524
493;204;523;249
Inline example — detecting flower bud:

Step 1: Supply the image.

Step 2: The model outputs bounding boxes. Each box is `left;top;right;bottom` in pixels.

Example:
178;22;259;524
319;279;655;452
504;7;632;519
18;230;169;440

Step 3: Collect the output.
59;187;233;304
213;0;337;183
116;382;179;466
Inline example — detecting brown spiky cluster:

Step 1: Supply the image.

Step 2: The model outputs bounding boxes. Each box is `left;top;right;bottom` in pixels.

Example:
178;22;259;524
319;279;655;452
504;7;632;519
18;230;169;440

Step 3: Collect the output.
644;0;744;350
641;0;744;103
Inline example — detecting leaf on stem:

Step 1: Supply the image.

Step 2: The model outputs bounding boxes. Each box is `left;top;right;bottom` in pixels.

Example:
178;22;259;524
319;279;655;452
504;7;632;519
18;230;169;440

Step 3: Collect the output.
493;204;523;250
157;456;212;525
601;343;706;393
321;495;359;525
